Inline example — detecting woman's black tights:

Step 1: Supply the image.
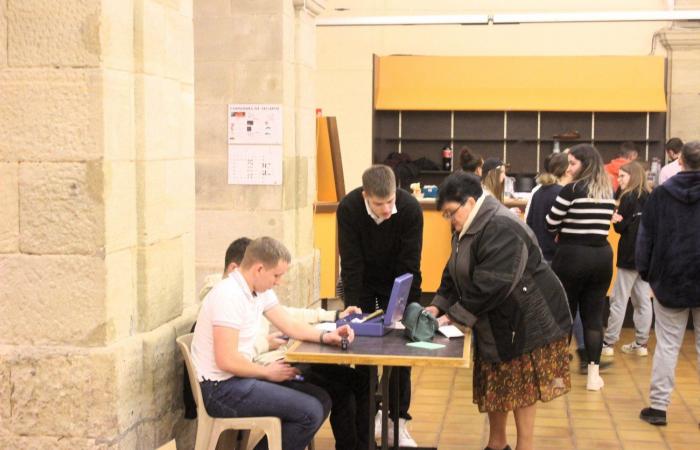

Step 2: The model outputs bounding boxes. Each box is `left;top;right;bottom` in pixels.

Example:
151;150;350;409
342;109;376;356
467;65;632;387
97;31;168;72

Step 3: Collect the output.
552;244;613;364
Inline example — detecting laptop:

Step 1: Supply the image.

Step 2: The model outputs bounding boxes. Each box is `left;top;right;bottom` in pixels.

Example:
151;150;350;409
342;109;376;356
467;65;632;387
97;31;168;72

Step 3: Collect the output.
337;273;414;336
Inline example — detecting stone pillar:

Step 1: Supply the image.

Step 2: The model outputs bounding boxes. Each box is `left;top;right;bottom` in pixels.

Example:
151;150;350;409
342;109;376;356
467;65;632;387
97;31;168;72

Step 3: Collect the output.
660;24;700;141
0;1;195;448
194;0;325;308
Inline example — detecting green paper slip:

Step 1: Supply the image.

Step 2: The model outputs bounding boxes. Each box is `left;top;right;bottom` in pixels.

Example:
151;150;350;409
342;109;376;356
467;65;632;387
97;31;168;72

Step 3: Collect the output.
406;341;445;350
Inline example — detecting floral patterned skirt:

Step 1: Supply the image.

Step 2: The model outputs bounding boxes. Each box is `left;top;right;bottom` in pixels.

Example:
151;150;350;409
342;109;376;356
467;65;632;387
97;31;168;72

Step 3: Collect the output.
473;337;570;413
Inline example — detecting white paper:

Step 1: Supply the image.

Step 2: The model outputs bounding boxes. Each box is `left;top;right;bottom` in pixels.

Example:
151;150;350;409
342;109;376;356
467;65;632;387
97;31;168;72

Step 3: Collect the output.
314;322;337;331
228;104;282;145
438;325;465;338
228;145;282;185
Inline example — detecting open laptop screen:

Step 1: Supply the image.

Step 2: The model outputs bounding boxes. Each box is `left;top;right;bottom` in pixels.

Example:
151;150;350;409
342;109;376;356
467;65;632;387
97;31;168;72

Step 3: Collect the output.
383;273;413;326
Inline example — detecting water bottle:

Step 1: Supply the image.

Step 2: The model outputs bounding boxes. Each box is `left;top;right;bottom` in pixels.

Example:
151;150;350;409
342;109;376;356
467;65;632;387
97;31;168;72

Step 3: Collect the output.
442;145;452;171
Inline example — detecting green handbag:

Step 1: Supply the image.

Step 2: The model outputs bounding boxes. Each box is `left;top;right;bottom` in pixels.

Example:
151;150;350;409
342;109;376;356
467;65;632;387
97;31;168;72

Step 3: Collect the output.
401;303;439;342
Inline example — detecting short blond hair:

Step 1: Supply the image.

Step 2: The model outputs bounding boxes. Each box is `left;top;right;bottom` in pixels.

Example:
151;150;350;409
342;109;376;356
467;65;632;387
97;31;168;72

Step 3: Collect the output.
362;165;396;198
240;237;291;269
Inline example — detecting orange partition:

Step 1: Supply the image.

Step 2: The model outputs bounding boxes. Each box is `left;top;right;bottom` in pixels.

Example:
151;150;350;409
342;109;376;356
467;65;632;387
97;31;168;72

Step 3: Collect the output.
375;55;666;112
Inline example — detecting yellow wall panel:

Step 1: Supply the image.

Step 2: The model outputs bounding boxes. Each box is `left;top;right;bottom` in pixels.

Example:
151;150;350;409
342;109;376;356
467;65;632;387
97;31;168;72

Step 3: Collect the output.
375;55;666;112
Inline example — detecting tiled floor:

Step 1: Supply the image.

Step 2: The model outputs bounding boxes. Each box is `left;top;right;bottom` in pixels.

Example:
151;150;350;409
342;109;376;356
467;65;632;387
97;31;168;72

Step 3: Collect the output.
313;328;699;449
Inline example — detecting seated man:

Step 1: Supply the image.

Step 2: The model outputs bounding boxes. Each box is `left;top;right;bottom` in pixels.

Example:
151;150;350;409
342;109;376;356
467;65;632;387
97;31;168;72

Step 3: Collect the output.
199;237;370;450
191;237;353;450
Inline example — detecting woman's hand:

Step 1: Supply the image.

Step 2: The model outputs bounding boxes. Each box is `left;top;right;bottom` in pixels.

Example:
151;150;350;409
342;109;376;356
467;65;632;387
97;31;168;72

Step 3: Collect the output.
425;305;440;317
339;306;362;319
612;212;623;223
262;360;299;382
266;331;288;351
437;315;451;327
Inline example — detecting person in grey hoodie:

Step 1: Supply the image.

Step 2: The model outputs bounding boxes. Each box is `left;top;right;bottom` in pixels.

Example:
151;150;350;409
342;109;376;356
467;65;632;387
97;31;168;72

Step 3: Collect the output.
637;141;700;426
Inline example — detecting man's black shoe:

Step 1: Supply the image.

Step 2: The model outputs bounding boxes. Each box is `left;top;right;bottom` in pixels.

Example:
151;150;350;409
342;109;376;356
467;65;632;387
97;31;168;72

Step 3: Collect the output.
640;407;667;426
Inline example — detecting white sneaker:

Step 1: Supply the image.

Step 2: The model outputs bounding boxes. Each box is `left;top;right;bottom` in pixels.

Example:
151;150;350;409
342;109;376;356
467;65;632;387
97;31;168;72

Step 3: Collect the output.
397;418;417;447
374;410;387;442
586;363;604;391
621;341;648;356
601;343;614;356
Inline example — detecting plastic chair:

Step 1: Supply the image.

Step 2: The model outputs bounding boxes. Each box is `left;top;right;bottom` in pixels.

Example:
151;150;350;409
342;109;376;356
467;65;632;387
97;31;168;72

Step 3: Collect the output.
176;334;282;450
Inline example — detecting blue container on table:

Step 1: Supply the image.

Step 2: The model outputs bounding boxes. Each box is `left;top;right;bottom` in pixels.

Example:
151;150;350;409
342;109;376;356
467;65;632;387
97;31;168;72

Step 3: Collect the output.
336;273;413;337
422;185;438;198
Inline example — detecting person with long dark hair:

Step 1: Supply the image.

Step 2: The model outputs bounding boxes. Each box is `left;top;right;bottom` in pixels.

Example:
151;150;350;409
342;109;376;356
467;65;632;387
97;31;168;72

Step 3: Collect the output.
459;145;484;176
427;172;571;450
546;144;615;391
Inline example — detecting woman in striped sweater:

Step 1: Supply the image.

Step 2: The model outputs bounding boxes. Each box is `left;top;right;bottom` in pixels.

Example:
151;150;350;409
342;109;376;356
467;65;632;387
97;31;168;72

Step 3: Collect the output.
546;144;615;391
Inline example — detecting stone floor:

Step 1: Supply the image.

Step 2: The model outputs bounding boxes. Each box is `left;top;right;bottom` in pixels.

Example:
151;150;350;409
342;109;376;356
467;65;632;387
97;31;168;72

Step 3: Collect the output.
312;328;700;450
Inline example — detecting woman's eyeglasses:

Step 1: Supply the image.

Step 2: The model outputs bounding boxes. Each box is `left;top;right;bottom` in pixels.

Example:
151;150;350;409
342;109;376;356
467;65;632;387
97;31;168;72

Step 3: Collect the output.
441;202;465;220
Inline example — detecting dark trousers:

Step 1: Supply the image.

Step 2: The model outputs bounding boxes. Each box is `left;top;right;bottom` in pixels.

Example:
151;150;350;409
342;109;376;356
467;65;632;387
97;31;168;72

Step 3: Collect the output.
552;243;613;364
355;297;413;421
356;365;412;421
302;364;370;450
201;377;331;450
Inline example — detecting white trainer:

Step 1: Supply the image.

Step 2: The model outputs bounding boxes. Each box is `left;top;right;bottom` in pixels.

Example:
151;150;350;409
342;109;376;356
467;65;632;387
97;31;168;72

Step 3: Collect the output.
621;341;648;356
601;343;614;356
374;410;387;442
586;363;604;391
397;418;417;447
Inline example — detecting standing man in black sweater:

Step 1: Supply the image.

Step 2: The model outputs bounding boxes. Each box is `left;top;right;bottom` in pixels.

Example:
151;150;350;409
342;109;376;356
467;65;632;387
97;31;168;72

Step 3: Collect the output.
337;164;423;447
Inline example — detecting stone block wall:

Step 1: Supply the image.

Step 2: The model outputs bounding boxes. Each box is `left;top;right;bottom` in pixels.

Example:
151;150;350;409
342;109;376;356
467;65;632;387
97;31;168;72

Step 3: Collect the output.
194;0;324;309
0;1;197;448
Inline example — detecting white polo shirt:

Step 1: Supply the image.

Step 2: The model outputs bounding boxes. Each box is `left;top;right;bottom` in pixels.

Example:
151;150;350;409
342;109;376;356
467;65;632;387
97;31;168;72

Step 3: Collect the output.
190;270;279;382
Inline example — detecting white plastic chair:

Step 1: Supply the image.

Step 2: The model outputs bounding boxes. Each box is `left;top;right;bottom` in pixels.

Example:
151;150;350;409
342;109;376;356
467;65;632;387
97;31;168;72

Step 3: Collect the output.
177;334;282;450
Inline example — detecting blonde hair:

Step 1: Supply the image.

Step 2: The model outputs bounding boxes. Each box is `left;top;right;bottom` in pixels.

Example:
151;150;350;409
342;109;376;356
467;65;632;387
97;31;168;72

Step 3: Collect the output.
569;144;613;200
619;161;650;200
482;166;505;203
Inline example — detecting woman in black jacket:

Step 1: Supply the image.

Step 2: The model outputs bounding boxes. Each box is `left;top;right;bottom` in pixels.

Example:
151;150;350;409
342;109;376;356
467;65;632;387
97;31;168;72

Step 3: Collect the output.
602;161;652;356
427;172;571;450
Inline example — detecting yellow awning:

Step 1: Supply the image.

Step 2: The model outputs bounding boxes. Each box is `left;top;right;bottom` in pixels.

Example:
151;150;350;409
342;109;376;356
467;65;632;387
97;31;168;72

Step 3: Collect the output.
374;55;666;112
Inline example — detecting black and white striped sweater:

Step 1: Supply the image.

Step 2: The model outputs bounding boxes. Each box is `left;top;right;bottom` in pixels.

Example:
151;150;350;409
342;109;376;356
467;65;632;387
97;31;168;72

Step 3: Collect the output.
546;182;615;246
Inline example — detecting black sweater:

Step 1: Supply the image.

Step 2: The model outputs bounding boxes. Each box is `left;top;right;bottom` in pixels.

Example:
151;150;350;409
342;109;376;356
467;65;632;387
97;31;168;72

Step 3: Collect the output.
337;188;423;310
613;190;648;270
526;184;563;261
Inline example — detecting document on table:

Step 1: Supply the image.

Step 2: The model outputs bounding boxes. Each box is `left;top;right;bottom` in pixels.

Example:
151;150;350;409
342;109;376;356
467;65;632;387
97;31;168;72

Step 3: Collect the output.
438;325;465;338
314;322;337;331
406;342;445;350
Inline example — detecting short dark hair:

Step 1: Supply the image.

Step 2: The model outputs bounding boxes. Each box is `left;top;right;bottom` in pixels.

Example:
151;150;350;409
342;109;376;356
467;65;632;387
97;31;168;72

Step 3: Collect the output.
362;165;396;198
459;146;483;173
619;141;639;158
224;237;252;269
437;172;483;210
681;141;700;171
666;137;684;154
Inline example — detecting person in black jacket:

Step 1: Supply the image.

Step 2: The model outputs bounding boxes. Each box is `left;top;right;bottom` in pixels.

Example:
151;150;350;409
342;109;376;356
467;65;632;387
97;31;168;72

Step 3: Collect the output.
602;161;652;357
427;172;571;450
637;141;700;426
337;164;423;447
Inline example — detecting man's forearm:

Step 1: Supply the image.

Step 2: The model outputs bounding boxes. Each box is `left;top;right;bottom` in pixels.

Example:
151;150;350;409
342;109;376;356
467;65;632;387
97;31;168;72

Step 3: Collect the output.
218;353;267;379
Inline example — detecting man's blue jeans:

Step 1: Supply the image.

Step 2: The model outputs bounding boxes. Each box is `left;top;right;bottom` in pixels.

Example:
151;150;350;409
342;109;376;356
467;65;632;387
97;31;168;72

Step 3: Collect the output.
200;377;331;450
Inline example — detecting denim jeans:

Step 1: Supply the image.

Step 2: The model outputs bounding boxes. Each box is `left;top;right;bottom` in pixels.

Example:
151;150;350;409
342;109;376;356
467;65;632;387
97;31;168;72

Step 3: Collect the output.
302;364;370;450
200;377;331;450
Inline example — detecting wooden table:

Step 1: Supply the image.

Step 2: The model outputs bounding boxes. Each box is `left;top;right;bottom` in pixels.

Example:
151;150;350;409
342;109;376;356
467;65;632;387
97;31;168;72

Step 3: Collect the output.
286;329;471;450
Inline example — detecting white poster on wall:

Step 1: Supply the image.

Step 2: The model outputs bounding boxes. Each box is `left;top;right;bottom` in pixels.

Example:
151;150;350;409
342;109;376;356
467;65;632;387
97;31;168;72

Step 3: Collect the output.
228;145;282;185
227;104;283;185
228;104;283;145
